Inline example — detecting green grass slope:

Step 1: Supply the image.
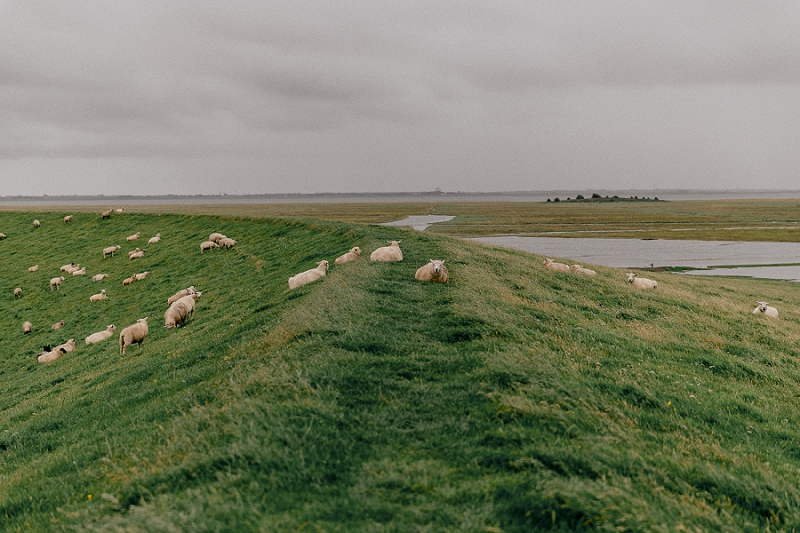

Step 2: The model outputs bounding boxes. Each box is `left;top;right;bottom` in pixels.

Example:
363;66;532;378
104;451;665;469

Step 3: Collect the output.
1;211;800;531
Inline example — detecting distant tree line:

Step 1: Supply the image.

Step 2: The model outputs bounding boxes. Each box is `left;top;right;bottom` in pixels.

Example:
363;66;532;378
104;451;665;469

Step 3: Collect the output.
546;194;661;203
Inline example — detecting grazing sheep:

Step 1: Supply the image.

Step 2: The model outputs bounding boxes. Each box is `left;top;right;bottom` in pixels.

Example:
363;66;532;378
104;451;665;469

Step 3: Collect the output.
37;339;76;363
28;264;39;272
63;215;72;223
122;274;137;286
101;209;112;219
209;233;226;243
753;301;779;318
50;276;65;290
335;246;362;265
370;241;403;262
148;233;161;244
33;219;40;228
126;232;141;241
13;287;21;299
200;241;219;254
89;289;107;302
544;258;570;273
103;245;121;258
415;259;449;283
625;273;658;290
52;320;65;330
92;273;109;282
288;261;329;289
571;265;597;277
119;318;149;355
219;237;237;249
133;271;150;281
164;292;202;329
22;321;32;334
129;249;146;260
167;286;196;307
72;267;86;276
86;325;116;345
115;207;125;214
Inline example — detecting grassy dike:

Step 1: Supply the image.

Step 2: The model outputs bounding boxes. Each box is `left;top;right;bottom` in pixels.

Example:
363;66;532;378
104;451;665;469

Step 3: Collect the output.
1;211;800;531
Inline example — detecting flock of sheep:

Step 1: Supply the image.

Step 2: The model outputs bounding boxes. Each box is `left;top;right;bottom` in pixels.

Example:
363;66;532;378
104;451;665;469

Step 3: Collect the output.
5;212;242;363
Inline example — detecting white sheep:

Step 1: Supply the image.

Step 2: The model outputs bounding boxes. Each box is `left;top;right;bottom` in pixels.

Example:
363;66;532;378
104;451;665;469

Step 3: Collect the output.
148;233;161;244
626;273;658;290
133;271;150;281
129;249;146;260
86;325;116;345
209;233;227;243
370;241;403;262
288;261;329;289
544;258;570;273
219;237;237;249
335;246;362;265
753;301;779;318
128;247;141;257
115;207;125;214
103;245;121;258
22;321;32;334
167;286;196;307
13;287;21;299
52;320;65;330
126;232;141;241
101;209;113;219
28;264;39;272
50;276;65;290
63;215;72;223
0;233;5;239
122;274;137;286
33;219;40;228
200;241;219;254
92;273;109;282
415;259;449;283
164;292;202;329
37;339;76;363
119;317;149;355
571;265;597;277
89;289;107;302
61;262;79;273
72;267;86;276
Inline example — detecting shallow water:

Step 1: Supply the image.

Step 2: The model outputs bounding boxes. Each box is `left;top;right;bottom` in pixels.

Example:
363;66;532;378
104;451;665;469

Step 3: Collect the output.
379;215;456;231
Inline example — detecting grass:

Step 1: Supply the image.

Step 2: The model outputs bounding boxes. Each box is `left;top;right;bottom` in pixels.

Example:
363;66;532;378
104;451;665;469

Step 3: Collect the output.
1;209;800;530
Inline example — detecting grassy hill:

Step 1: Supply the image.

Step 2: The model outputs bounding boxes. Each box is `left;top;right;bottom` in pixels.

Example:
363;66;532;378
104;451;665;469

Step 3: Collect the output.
1;211;800;531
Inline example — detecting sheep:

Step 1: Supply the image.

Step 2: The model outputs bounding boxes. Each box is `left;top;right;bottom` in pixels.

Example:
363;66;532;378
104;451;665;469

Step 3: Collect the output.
209;233;226;243
625;273;658;290
148;233;161;244
753;301;779;318
101;209;112;219
103;245;121;258
133;271;150;281
167;286;196;307
126;232;141;241
544;258;570;273
92;273;109;282
37;339;76;363
415;259;449;283
370;241;403;262
571;265;597;277
86;325;116;345
127;247;141;257
63;215;72;223
72;267;86;276
28;264;39;272
89;289;107;302
22;321;32;334
219;237;237;249
115;207;125;214
0;233;5;239
52;320;65;330
288;261;329;289
122;274;137;286
50;276;65;290
13;287;21;299
33;219;40;228
119;318;149;355
200;241;219;254
164;292;202;329
335;246;362;265
61;262;78;272
129;249;146;260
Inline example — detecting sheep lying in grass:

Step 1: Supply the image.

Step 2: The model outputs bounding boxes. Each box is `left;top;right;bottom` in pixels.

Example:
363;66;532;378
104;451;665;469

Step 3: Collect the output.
626;273;658;290
415;259;449;283
90;289;107;302
219;237;237;249
92;273;108;282
28;264;38;272
52;320;65;330
335;246;361;265
0;233;5;239
200;241;219;254
167;286;196;307
288;261;329;289
72;267;86;276
123;275;137;286
102;209;113;219
86;325;116;345
571;265;597;277
209;233;226;243
63;215;72;223
148;233;161;244
165;292;202;329
128;247;141;258
370;241;403;262
37;339;76;363
133;271;150;281
120;318;149;355
103;245;121;258
129;249;146;260
61;262;79;273
126;232;141;241
544;258;570;273
13;287;21;299
753;301;779;318
22;321;32;334
50;276;65;290
33;219;40;228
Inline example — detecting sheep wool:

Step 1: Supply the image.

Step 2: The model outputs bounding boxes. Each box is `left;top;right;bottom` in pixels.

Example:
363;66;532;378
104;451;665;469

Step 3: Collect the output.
119;318;149;355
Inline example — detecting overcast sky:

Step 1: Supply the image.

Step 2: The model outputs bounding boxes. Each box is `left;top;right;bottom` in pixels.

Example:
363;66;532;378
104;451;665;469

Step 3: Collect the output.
2;1;800;196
